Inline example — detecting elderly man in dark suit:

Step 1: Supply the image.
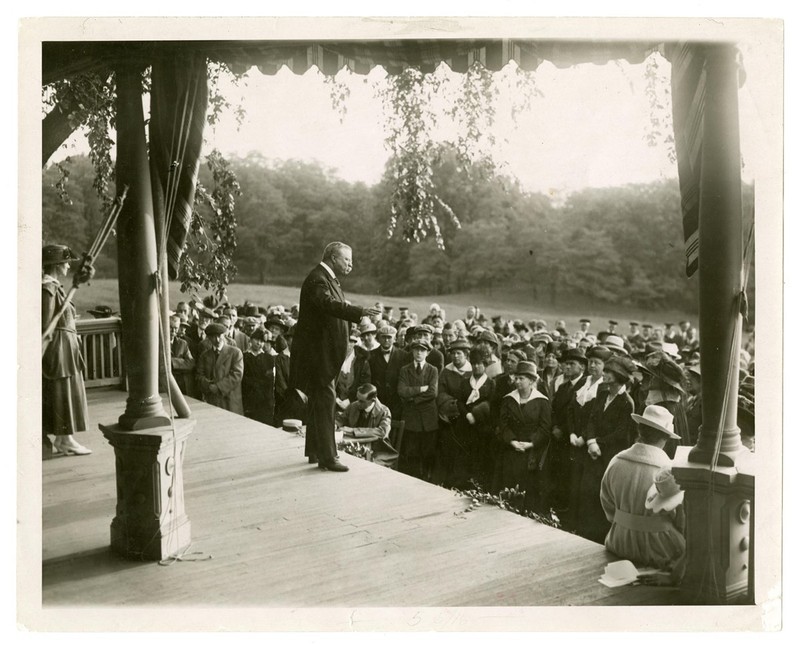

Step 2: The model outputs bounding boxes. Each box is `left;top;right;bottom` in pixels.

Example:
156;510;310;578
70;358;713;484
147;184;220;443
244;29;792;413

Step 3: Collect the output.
290;242;381;473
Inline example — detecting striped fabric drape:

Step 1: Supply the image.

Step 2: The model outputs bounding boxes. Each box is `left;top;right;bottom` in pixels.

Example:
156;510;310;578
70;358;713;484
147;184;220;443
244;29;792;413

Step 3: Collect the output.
667;42;705;278
148;52;209;279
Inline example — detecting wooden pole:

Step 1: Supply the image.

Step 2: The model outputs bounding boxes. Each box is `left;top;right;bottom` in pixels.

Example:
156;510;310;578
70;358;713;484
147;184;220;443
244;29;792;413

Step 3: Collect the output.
114;66;170;430
688;43;746;466
672;43;754;604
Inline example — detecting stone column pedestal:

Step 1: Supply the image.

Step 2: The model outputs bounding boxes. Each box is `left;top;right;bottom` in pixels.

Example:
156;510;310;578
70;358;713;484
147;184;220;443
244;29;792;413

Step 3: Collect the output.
672;446;756;604
100;419;194;561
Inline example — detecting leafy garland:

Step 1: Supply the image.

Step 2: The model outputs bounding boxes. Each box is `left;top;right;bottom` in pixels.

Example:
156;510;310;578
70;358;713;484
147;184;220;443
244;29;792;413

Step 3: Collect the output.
644;52;676;164
178;149;241;298
376;66;458;249
452;480;562;529
43;64;245;298
43;72;118;208
334;442;564;530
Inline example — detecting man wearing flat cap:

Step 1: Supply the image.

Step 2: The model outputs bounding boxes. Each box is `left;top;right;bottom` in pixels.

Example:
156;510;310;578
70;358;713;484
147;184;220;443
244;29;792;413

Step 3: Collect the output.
290;242;382;473
196;322;244;415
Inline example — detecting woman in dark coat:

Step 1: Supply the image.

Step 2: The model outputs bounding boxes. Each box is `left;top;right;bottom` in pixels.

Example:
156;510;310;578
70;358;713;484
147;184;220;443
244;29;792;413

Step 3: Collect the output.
495;361;552;494
537;341;563;401
242;328;277;425
461;347;496;490
42;244;95;457
574;356;637;544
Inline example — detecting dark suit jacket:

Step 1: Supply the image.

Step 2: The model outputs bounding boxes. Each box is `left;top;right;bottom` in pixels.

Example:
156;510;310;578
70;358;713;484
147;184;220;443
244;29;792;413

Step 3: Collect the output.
397;362;439;433
289;263;365;392
369;346;407;415
196;344;244;414
551;375;586;432
583;388;636;466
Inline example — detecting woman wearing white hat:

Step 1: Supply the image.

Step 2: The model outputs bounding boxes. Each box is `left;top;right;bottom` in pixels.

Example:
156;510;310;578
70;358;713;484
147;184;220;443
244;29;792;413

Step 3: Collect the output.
599;405;686;579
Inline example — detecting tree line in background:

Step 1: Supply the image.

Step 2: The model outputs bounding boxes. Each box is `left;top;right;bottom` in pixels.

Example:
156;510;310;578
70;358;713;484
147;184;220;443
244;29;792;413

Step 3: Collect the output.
42;150;755;315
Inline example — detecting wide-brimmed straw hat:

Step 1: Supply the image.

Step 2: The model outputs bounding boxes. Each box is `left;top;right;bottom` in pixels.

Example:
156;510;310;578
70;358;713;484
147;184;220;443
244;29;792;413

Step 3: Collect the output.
631;404;680;439
645;467;685;513
601;335;629;355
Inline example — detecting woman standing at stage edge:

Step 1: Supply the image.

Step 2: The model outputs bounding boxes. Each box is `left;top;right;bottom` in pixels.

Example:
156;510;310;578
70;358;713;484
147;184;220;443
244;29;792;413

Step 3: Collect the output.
42;244;95;458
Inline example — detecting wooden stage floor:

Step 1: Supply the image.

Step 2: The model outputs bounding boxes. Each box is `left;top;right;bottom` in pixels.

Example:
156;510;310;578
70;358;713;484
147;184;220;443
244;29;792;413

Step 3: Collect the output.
36;388;692;628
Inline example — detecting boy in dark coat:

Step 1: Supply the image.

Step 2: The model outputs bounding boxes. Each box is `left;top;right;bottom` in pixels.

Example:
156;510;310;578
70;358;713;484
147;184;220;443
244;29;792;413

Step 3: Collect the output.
397;338;439;481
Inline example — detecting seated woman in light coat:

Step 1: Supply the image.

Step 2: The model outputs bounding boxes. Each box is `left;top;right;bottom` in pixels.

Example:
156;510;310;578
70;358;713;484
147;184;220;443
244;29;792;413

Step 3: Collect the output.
600;405;686;580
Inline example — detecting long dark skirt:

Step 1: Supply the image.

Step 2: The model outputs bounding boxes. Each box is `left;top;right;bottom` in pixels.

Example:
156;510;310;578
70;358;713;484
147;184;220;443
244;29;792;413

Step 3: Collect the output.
43;373;89;436
494;446;529;493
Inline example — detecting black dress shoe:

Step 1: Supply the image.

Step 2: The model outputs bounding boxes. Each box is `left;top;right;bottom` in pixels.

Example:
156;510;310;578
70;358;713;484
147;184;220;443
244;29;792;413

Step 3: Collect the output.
308;456;318;464
318;459;349;472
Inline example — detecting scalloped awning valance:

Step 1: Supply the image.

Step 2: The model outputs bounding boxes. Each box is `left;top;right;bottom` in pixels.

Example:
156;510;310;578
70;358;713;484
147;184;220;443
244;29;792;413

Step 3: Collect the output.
42;39;668;84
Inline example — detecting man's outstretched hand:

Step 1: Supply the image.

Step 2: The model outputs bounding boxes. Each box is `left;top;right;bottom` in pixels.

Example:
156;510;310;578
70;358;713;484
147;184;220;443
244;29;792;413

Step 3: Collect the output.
363;306;382;317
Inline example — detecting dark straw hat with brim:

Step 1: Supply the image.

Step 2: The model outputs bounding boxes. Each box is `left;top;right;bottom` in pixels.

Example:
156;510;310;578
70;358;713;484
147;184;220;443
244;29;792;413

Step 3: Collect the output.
652;357;686;393
265;315;288;331
586;346;613;362
478;329;500;347
604;356;634;382
42;244;79;266
514;361;539;380
561;347;588;365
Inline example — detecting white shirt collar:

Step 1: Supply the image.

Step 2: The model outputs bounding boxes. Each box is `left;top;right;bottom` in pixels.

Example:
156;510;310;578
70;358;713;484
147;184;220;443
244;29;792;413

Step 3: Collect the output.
319;261;336;280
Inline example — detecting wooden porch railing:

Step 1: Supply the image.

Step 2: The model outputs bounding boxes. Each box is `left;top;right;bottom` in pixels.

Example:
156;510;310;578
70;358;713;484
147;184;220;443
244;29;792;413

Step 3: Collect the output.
75;316;125;389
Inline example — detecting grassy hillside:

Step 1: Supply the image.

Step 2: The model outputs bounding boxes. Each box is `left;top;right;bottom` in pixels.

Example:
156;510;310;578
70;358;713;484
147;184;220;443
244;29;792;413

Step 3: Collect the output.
70;279;698;331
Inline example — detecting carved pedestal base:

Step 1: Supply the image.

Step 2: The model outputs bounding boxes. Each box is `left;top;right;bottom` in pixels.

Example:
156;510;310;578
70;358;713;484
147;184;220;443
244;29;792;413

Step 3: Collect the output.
100;419;194;561
672;446;755;604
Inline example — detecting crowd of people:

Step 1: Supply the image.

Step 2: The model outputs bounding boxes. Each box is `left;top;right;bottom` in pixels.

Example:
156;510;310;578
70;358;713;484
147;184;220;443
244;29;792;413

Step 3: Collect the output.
43;236;757;582
117;294;758;580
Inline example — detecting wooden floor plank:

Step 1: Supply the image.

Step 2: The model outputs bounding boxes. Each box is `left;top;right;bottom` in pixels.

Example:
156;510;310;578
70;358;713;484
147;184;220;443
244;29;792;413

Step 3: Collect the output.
40;388;688;609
